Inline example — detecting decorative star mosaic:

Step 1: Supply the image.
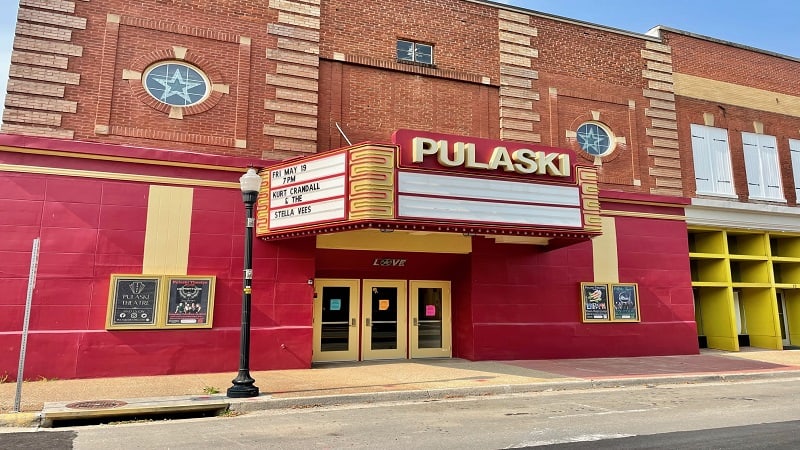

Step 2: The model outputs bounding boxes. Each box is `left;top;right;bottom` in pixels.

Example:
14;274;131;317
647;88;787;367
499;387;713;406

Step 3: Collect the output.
576;123;611;156
144;63;208;107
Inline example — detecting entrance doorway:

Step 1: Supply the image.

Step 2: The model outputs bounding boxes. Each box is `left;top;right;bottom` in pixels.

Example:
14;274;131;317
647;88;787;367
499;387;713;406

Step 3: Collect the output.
777;292;791;348
312;278;451;362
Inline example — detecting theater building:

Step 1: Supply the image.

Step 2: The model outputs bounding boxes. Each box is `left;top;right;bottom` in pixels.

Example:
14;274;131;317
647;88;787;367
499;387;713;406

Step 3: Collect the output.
3;0;793;380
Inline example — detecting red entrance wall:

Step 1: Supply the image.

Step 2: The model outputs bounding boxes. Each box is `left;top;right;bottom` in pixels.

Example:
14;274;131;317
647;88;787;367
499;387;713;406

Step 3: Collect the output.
465;215;697;360
0;136;316;380
314;208;698;362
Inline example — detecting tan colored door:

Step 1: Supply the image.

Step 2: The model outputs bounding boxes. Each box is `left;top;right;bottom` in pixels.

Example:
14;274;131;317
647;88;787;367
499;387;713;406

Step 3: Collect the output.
410;280;452;358
361;279;407;360
313;279;360;362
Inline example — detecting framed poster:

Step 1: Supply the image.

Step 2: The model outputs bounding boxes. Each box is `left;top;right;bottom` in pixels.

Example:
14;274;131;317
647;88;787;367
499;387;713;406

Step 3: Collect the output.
107;275;161;329
581;283;610;322
163;276;216;328
611;283;640;322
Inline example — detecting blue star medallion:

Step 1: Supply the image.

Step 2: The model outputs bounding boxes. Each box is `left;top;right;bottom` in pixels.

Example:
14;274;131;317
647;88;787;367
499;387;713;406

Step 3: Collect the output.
576;123;612;156
144;63;208;107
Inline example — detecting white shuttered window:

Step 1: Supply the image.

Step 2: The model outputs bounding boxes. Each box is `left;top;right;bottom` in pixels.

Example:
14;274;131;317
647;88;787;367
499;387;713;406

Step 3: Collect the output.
789;139;800;200
690;124;735;196
742;132;783;202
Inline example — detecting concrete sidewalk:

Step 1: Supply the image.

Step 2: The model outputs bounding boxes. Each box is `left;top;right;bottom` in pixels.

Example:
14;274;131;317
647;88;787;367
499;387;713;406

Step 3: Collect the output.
2;348;800;428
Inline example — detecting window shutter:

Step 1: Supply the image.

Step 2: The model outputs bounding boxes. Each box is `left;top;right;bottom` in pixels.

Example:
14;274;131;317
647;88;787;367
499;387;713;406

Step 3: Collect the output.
690;125;713;194
790;139;800;199
709;127;734;195
742;132;764;198
759;135;782;200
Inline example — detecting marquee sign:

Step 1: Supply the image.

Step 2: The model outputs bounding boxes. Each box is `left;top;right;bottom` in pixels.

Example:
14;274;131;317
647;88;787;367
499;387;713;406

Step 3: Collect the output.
256;130;601;240
267;152;346;230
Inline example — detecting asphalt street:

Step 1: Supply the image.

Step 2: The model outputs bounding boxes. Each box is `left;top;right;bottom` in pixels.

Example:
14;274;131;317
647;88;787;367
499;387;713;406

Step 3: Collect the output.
4;376;799;449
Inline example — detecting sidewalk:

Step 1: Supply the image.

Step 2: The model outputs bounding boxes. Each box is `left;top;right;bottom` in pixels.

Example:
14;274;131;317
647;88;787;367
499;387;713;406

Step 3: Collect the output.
2;348;800;428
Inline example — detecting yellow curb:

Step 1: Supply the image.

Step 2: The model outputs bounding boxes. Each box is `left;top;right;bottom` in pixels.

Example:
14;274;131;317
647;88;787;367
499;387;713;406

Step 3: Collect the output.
0;412;41;428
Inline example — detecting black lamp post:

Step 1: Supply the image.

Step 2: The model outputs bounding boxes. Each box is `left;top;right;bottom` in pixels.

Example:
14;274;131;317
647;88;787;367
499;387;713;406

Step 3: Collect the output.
227;167;262;398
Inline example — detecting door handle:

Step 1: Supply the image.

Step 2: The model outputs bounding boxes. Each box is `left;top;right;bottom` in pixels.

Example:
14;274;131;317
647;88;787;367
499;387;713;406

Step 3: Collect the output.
413;317;418;326
350;318;356;327
365;318;371;327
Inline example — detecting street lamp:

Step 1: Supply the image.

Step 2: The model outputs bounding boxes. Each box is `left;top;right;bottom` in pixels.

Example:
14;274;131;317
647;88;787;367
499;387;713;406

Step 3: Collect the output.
227;167;262;398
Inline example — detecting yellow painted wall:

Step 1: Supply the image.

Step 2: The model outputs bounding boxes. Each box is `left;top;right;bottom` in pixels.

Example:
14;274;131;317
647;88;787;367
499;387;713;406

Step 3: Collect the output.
142;185;194;275
740;288;782;349
698;287;738;351
689;229;800;351
784;290;800;346
592;216;619;282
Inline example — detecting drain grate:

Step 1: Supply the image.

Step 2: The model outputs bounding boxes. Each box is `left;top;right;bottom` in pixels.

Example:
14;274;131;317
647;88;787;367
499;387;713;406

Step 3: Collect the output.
66;400;128;409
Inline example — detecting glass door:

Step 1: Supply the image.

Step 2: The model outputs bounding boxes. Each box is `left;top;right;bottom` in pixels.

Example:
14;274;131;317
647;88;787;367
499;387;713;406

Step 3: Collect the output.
313;279;360;362
778;292;791;347
410;280;451;358
361;280;407;360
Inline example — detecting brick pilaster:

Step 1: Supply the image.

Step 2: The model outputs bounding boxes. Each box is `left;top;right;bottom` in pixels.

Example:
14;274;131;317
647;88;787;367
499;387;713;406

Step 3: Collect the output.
498;9;540;143
642;41;683;196
264;0;321;158
2;0;86;139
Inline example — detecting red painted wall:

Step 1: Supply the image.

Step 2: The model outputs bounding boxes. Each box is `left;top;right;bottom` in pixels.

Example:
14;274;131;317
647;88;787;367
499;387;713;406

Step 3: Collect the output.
312;207;697;362
463;215;697;360
0;137;315;380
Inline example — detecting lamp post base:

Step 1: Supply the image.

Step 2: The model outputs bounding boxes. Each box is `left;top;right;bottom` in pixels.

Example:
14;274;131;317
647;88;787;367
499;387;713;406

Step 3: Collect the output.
227;373;260;398
227;383;260;398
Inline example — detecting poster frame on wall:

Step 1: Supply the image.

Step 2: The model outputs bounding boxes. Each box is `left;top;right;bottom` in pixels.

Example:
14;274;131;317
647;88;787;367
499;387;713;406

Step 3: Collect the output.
106;274;162;330
161;275;216;329
105;274;216;330
611;283;641;322
580;282;610;322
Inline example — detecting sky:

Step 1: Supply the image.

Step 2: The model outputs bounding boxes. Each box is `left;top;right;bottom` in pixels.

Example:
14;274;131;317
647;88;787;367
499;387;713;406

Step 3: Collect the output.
1;1;799;124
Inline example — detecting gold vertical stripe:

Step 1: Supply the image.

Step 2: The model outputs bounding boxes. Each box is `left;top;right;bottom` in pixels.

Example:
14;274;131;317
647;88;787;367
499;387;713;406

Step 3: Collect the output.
592;216;619;283
143;185;193;275
349;146;395;219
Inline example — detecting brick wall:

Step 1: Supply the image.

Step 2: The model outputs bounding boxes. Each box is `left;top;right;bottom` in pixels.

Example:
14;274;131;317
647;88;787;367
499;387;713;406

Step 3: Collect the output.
3;0;696;197
676;97;800;205
663;30;800;203
666;32;800;97
530;15;680;196
319;0;499;79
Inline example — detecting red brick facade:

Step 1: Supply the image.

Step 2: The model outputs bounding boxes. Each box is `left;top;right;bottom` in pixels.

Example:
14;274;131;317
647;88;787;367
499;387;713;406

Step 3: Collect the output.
661;30;800;203
3;0;689;197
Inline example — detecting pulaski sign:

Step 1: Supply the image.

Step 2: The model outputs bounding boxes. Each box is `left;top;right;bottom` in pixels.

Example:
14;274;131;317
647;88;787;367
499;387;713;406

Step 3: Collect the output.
392;129;575;181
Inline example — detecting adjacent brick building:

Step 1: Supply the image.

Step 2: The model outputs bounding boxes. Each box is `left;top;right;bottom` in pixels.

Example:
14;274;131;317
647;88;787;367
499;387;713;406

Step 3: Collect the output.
0;0;795;380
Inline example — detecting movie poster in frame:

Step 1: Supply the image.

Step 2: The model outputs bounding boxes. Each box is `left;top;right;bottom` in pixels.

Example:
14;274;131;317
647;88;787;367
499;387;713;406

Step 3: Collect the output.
162;276;216;328
611;283;640;322
106;275;161;329
581;282;610;322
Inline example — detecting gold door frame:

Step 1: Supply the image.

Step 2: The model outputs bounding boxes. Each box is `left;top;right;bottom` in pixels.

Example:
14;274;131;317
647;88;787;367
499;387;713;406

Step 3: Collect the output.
312;278;360;362
409;280;452;358
361;279;408;360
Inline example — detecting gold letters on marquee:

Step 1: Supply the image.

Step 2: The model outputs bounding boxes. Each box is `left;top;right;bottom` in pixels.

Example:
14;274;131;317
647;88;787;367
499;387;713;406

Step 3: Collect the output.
411;137;571;177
